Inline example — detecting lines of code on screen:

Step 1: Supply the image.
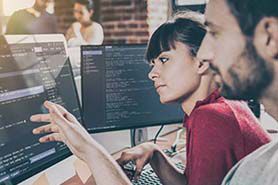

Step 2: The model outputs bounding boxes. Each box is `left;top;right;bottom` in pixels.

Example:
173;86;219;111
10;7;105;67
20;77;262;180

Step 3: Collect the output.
82;44;183;132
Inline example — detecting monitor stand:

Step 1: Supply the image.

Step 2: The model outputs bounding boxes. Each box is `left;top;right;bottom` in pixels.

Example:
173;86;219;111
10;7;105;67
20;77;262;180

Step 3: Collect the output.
91;124;180;153
130;128;148;147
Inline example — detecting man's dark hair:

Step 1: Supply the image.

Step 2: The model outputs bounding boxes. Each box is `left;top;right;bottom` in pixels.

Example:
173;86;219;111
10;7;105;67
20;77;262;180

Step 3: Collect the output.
146;11;206;62
226;0;278;36
75;0;94;11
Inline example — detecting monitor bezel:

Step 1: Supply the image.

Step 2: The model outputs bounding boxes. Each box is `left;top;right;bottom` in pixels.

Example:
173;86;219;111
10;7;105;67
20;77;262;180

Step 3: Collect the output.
172;0;206;13
81;44;183;134
2;34;82;184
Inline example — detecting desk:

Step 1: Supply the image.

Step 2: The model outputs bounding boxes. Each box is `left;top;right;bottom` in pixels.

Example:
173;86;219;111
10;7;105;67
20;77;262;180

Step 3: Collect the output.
21;128;185;185
112;128;181;159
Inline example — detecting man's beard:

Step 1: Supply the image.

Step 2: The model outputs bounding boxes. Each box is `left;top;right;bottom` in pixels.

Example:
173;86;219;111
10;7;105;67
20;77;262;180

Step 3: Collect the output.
220;39;274;100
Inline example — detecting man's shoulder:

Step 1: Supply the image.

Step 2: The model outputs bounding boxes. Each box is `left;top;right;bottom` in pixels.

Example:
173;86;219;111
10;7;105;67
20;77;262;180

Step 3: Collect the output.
10;9;30;18
43;11;55;17
222;140;278;185
41;12;57;21
239;140;278;165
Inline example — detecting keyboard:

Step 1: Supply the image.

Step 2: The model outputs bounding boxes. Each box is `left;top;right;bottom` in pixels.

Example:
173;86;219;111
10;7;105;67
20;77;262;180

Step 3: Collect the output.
123;160;185;185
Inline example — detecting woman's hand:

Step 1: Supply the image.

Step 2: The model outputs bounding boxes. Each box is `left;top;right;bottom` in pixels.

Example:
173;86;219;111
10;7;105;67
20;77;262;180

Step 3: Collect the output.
32;101;132;185
116;143;159;180
31;101;94;162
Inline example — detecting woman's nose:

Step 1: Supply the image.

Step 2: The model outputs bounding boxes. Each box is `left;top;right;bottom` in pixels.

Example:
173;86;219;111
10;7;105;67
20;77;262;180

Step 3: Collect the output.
148;65;160;81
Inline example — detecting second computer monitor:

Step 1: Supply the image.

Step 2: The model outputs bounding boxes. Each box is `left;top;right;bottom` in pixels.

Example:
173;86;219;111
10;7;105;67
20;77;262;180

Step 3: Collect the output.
81;44;184;133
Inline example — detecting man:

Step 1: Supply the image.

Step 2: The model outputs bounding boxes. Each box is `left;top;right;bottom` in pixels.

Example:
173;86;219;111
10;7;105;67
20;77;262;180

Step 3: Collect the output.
197;0;278;184
6;0;57;34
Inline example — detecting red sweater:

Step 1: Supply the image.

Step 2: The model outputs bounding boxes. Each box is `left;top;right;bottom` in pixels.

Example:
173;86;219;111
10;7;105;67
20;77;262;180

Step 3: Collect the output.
183;90;270;185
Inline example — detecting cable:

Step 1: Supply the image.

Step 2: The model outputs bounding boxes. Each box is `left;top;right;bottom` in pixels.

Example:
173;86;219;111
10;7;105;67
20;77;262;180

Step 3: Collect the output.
133;128;137;146
153;125;164;144
130;128;136;147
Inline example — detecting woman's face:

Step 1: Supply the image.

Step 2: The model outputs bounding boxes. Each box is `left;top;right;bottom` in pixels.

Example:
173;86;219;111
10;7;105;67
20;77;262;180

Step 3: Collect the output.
73;3;93;24
148;42;201;104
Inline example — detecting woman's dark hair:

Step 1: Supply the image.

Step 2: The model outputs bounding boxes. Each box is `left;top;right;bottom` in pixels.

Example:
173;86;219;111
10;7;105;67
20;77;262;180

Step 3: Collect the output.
146;11;206;62
75;0;94;11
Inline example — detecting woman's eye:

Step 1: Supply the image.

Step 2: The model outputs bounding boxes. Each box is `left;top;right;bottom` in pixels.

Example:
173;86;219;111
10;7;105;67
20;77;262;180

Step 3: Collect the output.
159;57;169;63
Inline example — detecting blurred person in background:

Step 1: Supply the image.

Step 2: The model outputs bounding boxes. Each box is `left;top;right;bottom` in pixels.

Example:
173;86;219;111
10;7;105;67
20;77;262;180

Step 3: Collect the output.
6;0;57;34
66;0;104;46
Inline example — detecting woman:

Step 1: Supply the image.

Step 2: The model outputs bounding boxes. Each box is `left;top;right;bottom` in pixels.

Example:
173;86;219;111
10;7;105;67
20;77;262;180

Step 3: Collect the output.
66;0;104;47
31;12;270;185
116;13;270;185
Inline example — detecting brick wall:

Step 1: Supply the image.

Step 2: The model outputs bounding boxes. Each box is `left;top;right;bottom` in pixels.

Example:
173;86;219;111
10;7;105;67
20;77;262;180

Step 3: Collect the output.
147;0;169;36
54;0;169;44
100;0;169;44
54;0;75;33
100;0;149;44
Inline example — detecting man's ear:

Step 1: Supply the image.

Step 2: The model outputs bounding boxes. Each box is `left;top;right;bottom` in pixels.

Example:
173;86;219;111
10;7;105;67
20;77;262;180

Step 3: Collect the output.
197;59;210;75
254;17;278;61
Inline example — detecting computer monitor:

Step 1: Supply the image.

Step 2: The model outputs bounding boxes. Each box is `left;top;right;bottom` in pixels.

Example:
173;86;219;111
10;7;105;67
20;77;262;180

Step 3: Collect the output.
172;0;206;13
0;34;81;184
81;44;184;133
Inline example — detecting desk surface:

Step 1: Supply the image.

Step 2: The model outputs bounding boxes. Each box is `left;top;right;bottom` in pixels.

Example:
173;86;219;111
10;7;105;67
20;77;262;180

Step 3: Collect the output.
20;128;184;185
65;129;181;185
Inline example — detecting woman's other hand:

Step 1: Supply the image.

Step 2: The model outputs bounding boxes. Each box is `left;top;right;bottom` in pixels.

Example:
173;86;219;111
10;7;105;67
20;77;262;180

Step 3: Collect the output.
117;143;158;181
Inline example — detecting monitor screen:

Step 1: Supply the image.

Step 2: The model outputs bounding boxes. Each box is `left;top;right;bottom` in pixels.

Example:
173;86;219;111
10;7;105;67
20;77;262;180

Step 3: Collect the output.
0;35;81;184
81;44;184;133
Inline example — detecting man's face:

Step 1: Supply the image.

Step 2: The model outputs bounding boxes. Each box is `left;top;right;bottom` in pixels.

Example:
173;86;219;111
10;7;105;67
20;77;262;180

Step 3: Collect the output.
197;0;273;100
35;0;50;11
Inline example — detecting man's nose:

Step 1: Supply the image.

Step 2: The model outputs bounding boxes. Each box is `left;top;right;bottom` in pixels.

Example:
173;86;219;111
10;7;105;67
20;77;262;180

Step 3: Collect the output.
197;34;214;64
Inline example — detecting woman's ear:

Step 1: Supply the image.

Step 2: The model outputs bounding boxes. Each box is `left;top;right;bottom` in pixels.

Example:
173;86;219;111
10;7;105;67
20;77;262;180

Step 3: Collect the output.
197;59;210;75
89;10;94;17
